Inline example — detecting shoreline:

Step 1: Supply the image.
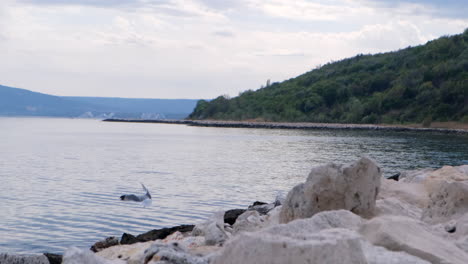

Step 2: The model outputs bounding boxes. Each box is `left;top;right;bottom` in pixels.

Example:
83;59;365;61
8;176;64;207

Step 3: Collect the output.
103;119;468;134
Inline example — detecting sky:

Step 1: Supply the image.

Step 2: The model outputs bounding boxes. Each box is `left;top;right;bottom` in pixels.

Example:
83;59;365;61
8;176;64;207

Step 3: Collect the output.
0;0;467;99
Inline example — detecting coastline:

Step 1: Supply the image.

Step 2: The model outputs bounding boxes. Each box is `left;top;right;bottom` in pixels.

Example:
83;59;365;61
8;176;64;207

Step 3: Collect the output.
103;119;468;134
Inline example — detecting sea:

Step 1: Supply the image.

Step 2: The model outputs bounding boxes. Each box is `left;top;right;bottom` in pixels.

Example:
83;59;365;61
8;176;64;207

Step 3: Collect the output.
0;117;467;254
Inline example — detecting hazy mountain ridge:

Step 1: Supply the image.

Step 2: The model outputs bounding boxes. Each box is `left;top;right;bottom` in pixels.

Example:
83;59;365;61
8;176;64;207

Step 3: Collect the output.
189;29;468;124
0;85;199;119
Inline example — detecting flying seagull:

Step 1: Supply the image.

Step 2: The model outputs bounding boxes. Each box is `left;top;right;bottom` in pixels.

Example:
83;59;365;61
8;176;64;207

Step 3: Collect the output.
120;183;152;207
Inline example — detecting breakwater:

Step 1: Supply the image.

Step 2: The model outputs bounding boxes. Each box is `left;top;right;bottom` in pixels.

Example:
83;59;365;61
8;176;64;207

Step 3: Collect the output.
103;119;468;134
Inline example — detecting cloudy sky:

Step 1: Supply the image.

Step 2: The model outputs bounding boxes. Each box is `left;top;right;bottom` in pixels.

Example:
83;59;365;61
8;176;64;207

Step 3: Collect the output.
1;0;466;99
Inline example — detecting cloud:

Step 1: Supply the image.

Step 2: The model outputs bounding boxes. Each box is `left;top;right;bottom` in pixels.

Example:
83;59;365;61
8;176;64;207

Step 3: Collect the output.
212;30;234;37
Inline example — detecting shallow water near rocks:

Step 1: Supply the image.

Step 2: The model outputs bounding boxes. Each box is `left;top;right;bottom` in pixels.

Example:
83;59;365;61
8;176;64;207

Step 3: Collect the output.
0;117;467;254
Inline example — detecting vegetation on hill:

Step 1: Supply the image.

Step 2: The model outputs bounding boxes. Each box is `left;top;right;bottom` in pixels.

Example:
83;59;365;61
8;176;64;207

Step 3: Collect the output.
189;29;468;124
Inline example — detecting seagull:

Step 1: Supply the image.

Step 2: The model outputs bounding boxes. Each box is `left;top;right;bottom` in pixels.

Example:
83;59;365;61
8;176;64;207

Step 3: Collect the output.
120;183;152;207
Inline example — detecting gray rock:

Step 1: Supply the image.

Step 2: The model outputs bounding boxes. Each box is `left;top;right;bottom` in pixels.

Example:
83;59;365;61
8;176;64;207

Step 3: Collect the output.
232;210;265;234
0;254;49;264
63;247;125;264
132;242;208;264
192;211;230;245
280;157;381;223
223;209;246;225
91;236;119;252
361;242;430;264
375;197;422;219
359;215;468;264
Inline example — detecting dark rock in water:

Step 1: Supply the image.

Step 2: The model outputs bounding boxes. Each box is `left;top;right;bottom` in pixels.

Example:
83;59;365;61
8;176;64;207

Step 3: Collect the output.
121;225;195;245
120;233;139;245
387;172;401;181
43;253;62;264
90;236;119;252
248;203;275;215
0;253;49;264
224;209;247;225
250;201;268;207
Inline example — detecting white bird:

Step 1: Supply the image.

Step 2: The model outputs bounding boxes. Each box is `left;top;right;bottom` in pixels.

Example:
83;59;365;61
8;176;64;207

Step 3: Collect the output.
120;183;152;207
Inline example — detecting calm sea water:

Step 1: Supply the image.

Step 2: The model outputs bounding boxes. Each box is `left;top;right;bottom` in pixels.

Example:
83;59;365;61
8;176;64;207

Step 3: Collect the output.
0;117;467;254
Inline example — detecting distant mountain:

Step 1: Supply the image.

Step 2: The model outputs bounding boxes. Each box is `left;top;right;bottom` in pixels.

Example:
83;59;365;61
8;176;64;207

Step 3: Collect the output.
0;85;199;119
189;29;468;124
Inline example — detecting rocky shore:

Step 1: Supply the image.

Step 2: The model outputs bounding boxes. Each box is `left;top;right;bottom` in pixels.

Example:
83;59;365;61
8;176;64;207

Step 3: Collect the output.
102;119;468;134
3;157;468;263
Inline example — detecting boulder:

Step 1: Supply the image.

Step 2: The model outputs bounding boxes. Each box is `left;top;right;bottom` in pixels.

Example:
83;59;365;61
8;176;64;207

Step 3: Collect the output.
378;178;428;209
375;197;422;220
43;253;63;264
421;166;468;224
192;211;230;246
63;247;125;264
91;236;119;252
212;227;428;264
280;157;381;223
212;228;368;264
359;215;468;264
224;209;246;225
0;254;49;264
232;210;265;234
129;242;208;264
399;168;434;183
133;225;194;243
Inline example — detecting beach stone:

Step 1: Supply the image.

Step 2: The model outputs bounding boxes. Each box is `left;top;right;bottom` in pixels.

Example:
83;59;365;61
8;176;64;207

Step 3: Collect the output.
63;247;125;264
212;228;368;264
91;236;119;252
422;166;468;224
399;168;434;183
192;211;230;245
224;209;246;225
43;253;63;264
280;157;381;223
232;210;265;234
359;215;468;264
97;241;153;262
129;242;208;264
375;197;422;219
0;253;49;264
378;178;428;209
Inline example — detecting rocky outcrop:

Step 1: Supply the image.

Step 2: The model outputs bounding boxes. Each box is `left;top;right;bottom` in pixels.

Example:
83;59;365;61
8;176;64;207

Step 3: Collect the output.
280;157;381;223
223;209;246;225
91;237;119;252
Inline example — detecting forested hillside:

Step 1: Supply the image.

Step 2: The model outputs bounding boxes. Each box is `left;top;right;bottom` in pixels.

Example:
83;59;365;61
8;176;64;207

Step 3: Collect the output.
189;29;468;124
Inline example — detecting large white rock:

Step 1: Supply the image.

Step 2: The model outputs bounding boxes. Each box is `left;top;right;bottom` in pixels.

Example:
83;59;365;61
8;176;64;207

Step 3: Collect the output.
192;211;230;245
63;247;125;264
375;197;423;220
399;168;434;183
421;166;468;224
280;157;381;223
212;227;428;264
266;210;364;238
359;215;468;264
378;179;428;209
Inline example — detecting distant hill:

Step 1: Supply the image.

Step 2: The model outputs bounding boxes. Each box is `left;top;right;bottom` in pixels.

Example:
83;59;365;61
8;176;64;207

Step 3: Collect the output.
189;29;468;124
0;85;199;119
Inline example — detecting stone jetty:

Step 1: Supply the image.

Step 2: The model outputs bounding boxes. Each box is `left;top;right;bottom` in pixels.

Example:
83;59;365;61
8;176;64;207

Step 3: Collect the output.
3;158;468;263
103;119;468;134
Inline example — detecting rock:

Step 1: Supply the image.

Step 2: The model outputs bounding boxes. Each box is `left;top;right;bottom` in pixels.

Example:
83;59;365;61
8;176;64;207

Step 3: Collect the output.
232;210;265;234
97;241;154;262
250;201;268;207
387;172;400;181
361;242;430;264
223;209;246;225
378;178;428;209
91;236;119;252
0;253;49;264
63;247;125;264
399;168;434;183
280;157;381;223
121;225;195;245
265;210;363;238
129;242;208;264
192;211;230;246
43;253;63;264
420;165;468;224
359;215;468;264
120;233;139;245
248;203;275;215
375;197;422;220
212;228;368;264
